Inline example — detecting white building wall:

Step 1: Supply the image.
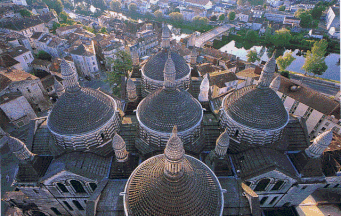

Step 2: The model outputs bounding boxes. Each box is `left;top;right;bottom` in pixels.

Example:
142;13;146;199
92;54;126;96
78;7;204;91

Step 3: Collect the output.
13;51;34;72
293;103;309;117
283;96;295;110
305;110;323;134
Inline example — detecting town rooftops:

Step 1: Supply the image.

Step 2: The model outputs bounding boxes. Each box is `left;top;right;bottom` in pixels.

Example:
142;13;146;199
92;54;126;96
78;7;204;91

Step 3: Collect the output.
210;70;239;88
8;46;30;57
0;91;22;105
0;17;44;31
31;32;43;40
0;54;20;69
0;68;37;83
278;76;340;118
69;43;95;56
56;24;82;32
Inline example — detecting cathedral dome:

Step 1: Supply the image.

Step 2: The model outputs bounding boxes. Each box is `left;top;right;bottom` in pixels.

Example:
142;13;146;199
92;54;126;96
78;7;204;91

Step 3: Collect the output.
223;85;288;130
123;128;224;215
137;87;203;133
48;87;117;135
143;50;190;81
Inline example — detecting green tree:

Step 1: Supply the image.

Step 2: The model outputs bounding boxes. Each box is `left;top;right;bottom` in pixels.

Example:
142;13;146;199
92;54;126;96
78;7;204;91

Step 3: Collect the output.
154;10;163;20
128;3;137;14
244;30;259;43
276;52;296;71
271;28;291;47
61;0;73;9
295;9;313;28
169;12;184;23
279;5;285;11
37;51;52;61
247;49;260;63
210;15;217;21
150;4;160;12
280;71;290;78
228;11;235;20
302;40;328;76
110;0;121;12
237;0;245;6
99;27;107;34
264;25;273;42
219;14;225;21
19;9;32;17
96;0;107;10
311;5;325;20
112;50;133;75
193;16;209;26
42;0;64;14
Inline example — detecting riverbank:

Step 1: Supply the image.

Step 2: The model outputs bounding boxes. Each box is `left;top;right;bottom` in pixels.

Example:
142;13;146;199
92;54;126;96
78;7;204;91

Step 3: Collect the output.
289;71;340;84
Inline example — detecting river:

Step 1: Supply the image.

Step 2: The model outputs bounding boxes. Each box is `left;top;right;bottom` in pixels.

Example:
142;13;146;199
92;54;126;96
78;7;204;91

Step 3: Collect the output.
220;41;340;81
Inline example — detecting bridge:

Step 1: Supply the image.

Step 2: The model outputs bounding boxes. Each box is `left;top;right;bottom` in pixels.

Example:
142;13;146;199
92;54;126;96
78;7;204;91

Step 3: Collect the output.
195;24;232;48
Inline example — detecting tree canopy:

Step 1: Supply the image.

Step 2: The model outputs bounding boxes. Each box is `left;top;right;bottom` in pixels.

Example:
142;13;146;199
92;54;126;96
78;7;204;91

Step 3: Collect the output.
154;10;163;20
169;12;184;23
271;28;291;48
42;0;63;14
110;1;121;12
219;14;225;21
210;15;217;21
295;9;314;28
244;30;259;43
302;40;328;76
228;11;235;20
279;5;285;11
193;16;209;26
19;9;32;17
37;51;52;61
247;49;260;63
128;3;137;14
276;52;296;71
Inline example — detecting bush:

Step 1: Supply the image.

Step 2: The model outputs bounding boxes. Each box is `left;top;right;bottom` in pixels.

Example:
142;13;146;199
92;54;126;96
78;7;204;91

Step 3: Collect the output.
280;71;290;78
37;51;52;61
19;9;32;17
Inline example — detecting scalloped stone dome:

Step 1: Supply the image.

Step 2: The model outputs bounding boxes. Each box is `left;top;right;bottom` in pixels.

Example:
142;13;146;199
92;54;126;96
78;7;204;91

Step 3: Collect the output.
48;87;116;135
137;87;203;133
143;50;190;81
223;85;288;130
124;154;223;216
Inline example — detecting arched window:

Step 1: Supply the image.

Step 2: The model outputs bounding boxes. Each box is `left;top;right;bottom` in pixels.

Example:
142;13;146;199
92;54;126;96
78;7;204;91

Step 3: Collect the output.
89;183;97;191
50;207;61;215
57;183;69;193
245;181;251;187
271;180;285;191
100;133;105;140
72;200;84;210
254;178;270;192
70;180;86;193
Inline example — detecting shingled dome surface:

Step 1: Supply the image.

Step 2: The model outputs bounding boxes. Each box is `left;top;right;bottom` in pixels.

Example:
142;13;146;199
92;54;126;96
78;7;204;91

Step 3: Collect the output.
124;155;223;216
143;50;190;81
48;88;116;135
223;85;288;130
137;88;202;133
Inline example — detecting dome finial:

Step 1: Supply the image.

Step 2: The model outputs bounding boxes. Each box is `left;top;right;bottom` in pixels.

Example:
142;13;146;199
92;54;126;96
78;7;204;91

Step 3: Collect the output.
5;135;35;162
305;129;333;158
161;23;171;49
60;59;80;91
163;51;176;89
214;129;230;157
127;77;138;102
164;125;185;179
258;50;276;88
54;76;65;97
270;74;281;92
113;133;129;162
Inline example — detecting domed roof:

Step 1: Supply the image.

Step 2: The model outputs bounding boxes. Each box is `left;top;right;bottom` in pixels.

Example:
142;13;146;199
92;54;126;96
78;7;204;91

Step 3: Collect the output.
223;85;288;130
124;154;223;216
48;88;116;135
143;50;190;81
137;87;203;133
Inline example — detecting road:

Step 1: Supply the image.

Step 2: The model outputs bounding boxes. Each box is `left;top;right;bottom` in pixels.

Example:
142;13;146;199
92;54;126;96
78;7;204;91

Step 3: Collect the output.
195;24;232;48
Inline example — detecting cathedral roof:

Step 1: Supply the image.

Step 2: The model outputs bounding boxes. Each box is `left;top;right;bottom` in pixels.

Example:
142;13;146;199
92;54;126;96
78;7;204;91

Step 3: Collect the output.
124;154;224;216
223;85;288;130
143;50;190;81
137;87;203;133
48;88;116;135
